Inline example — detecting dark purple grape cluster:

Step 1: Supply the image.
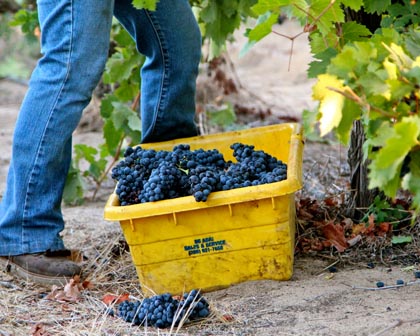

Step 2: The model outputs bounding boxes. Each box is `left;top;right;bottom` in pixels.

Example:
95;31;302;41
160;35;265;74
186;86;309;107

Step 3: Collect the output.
116;290;210;328
111;143;287;205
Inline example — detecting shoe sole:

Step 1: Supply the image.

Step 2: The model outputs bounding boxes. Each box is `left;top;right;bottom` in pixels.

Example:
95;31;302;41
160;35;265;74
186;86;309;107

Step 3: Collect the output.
0;257;73;287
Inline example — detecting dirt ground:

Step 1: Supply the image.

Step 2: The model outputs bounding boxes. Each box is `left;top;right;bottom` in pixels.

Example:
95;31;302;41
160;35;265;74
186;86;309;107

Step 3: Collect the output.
1;20;420;336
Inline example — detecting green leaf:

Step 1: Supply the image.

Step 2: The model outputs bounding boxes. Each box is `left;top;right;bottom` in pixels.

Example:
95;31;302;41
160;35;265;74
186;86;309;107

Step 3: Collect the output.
200;0;218;23
207;103;236;127
251;0;291;14
386;1;420;31
301;108;324;142
406;65;420;83
386;79;413;101
402;151;420;211
110;102;142;144
240;32;257;58
74;144;98;164
103;119;123;156
114;81;139;102
328;46;358;79
198;1;242;56
221;1;239;17
341;0;363;11
358;72;389;97
113;26;135;46
238;0;259;17
335;99;361;144
88;158;108;181
104;51;143;84
308;48;338;78
131;0;159;10
328;41;378;79
309;31;339;54
391;235;413;245
309;0;345;36
363;122;394;157
247;12;278;42
369;116;420;197
111;102;140;130
341;22;372;42
9;9;39;34
63;162;85;205
363;0;391;14
405;30;420;58
100;94;118;119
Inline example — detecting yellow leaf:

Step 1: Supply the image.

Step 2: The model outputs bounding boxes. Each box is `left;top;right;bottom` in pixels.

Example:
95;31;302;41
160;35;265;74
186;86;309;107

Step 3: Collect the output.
383;58;397;80
412;56;420;69
382;42;413;69
313;74;345;136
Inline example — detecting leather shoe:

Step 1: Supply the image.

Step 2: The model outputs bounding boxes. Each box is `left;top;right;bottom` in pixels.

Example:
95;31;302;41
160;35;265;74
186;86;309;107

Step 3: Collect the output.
0;250;82;286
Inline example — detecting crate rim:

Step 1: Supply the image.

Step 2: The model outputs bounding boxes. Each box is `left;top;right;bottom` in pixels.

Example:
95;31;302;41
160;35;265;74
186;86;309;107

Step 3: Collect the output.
103;123;303;222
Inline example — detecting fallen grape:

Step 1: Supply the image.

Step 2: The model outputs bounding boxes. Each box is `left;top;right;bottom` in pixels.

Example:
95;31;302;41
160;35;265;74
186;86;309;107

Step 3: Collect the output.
116;289;210;329
376;281;385;288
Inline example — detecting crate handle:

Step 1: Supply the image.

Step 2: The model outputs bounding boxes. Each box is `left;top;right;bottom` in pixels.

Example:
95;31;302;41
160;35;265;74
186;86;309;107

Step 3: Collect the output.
172;212;178;225
271;197;277;210
228;204;233;216
130;218;135;232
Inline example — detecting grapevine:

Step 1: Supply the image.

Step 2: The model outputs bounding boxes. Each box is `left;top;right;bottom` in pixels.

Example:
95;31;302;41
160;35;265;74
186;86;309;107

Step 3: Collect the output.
7;0;420;213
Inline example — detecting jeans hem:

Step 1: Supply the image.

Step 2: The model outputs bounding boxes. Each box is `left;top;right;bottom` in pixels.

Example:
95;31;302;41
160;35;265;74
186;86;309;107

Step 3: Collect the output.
0;240;66;256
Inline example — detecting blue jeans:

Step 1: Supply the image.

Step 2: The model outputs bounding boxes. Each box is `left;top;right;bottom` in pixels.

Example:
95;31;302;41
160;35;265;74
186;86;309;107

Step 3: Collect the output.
0;0;201;256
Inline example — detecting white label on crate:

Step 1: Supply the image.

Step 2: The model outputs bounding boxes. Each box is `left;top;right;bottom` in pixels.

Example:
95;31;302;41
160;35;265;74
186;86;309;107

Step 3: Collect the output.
183;236;227;256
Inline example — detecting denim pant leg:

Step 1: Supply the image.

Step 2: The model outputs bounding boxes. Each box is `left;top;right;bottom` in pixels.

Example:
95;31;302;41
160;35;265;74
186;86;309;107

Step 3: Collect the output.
0;0;114;255
114;0;202;143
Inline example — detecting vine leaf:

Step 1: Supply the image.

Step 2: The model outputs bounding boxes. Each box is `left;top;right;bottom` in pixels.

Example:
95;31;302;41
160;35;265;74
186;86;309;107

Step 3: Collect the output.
402;152;420;212
335;99;360;144
131;0;159;10
341;0;363;11
312;74;346;136
369;116;420;197
308;47;337;78
63;163;84;205
251;0;291;14
363;0;391;14
246;11;279;42
308;0;345;36
199;1;242;56
341;21;372;41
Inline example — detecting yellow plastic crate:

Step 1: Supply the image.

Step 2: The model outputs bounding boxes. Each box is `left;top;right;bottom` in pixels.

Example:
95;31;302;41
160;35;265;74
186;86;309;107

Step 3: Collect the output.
104;123;303;296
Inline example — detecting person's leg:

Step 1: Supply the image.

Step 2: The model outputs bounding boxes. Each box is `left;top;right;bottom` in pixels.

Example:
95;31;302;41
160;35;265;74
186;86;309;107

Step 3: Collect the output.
113;0;202;143
0;0;114;282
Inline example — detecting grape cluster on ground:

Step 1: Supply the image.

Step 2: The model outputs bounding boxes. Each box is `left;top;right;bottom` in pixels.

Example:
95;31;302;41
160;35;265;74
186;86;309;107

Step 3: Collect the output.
111;143;288;205
115;289;210;328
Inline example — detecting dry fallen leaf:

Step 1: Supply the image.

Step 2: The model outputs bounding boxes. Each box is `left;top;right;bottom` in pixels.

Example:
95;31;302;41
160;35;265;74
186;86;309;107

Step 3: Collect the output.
320;221;348;253
222;313;235;322
102;293;130;306
379;222;391;233
31;323;51;336
63;278;81;301
45;276;90;303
